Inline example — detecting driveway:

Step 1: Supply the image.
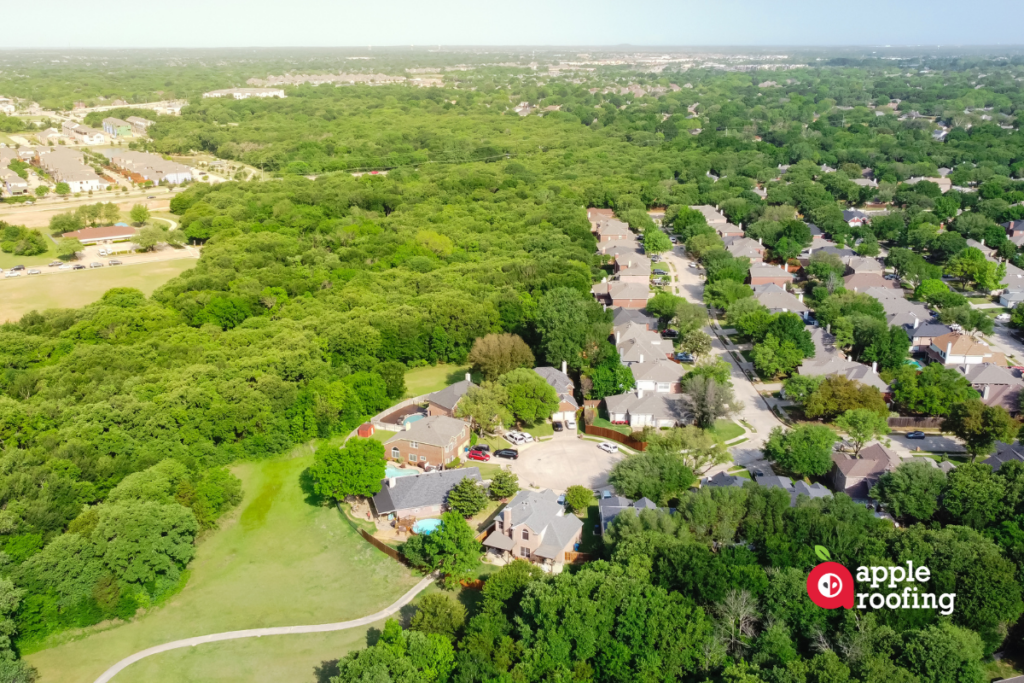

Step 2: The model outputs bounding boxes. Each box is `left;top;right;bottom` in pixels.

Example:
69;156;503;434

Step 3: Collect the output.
506;432;624;491
888;433;965;456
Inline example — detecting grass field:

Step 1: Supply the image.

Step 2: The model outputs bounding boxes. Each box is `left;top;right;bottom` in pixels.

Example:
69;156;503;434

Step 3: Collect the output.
708;420;745;442
25;448;421;683
403;364;473;398
0;259;195;323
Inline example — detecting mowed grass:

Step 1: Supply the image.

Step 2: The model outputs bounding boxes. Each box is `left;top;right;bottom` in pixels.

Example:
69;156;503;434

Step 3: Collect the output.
403;363;472;398
25;449;420;683
0;259;195;323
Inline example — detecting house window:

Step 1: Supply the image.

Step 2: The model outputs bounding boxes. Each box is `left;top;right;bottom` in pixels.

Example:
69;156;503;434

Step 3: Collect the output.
522;529;529;541
408;453;416;463
657;383;670;392
520;547;531;558
420;455;427;462
391;448;400;460
410;441;418;449
496;520;502;531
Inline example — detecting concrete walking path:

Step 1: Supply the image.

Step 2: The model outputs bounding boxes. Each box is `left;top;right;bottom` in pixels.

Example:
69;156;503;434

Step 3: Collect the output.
92;574;436;683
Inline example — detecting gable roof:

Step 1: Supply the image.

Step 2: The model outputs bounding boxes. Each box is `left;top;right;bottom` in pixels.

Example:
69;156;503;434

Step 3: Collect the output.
598;492;667;530
832;443;900;477
616;334;670;364
385;415;469;449
752;283;807;313
983;442;1024;473
932;332;999;359
611;307;657;329
690;204;728;225
595;219;633;238
604;391;686;422
749;264;794;280
904;322;951;339
503;489;584;558
426;379;476;411
372;468;482;515
863;286;905;300
630;359;684;384
844;273;898;291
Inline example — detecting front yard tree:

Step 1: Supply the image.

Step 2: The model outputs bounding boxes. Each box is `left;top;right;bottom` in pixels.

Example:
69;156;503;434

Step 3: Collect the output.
609;450;696;505
498;368;559;426
679;330;713;359
763;425;837;477
310;437;386;502
455;382;509;436
870;461;947;523
643;227;673;255
446;477;487;517
681;375;742;429
132;225;164;252
941;399;1019;462
54;182;70;196
564;485;592;514
751;333;805;379
34;185;48;197
468;333;535;381
129;203;150;226
488;470;519;500
834;409;891;457
55;237;83;260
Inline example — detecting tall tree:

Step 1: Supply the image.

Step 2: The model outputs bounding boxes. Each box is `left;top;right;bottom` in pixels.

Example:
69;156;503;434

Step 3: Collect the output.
681;375;741;429
310;437;386;501
446;477;487;517
871;461;947;523
497;368;559;426
834;409;891;456
941;400;1019;462
763;425;837;477
129;204;150;226
468;333;535;381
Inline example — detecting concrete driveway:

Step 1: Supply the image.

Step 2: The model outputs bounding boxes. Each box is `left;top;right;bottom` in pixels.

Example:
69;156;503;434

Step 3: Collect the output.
888;433;965;455
506;432;624;491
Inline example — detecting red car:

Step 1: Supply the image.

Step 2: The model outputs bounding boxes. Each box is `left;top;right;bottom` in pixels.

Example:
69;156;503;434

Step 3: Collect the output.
466;449;490;462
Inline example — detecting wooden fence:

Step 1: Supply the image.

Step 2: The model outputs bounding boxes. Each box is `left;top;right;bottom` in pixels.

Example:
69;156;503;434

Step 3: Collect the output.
564;551;596;564
459;579;485;591
888;417;944;429
358;528;408;565
583;424;647;451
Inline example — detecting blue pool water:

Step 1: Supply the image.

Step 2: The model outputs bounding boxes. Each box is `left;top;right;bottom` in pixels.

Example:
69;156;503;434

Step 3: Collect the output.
413;518;443;535
385;466;418;479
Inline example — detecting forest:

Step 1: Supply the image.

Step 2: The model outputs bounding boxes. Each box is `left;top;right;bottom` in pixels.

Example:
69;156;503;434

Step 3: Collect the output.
1;59;1024;681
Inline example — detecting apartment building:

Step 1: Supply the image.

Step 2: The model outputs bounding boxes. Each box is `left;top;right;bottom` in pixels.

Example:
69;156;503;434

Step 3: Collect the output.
37;148;105;193
202;88;286;99
108;151;192;185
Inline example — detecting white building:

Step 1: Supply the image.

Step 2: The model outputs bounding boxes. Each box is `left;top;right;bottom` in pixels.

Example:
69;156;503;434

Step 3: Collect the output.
202;88;286;100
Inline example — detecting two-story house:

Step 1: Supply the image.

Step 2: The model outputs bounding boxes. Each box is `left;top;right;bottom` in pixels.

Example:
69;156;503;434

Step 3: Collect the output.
927;332;1006;367
591;280;653;309
425;375;476;417
384;416;471;469
629;359;684;394
749;263;795;287
534;363;578;423
829;443;900;498
483;489;583;566
371;468;482;519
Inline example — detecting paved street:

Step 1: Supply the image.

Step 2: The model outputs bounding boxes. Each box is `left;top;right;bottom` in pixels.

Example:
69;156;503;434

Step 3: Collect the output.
506;431;624;491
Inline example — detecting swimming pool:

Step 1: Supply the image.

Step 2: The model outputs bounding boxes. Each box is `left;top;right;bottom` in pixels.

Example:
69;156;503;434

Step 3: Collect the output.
412;518;443;535
385;466;418;479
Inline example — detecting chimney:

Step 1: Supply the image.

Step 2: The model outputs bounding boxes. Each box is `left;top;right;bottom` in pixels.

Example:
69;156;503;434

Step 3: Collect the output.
561;360;567;374
388;477;397;488
637;388;644;399
854;287;858;293
946;342;952;358
981;238;985;247
983;385;991;400
798;293;803;302
405;422;412;431
758;237;762;245
639;354;644;364
616;330;621;343
827;323;831;333
465;372;471;383
502;507;512;531
914;317;920;329
872;361;877;374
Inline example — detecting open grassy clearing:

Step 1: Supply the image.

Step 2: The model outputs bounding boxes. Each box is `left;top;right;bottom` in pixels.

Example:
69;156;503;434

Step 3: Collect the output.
403;363;472;398
0;259;195;323
25;448;420;683
0;237;58;269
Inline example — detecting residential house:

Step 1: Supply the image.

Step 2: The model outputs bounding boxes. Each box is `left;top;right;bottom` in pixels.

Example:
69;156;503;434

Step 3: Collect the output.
600;242;643;260
615;323;671;364
807;243;856;259
61;225;137;245
999;260;1024;293
202;87;286;99
424;375;476;417
611;307;658;331
879;297;933;328
903;321;952;353
108;151;193;185
807;223;825;240
703;470;832;506
61;121;107;144
752;283;808;318
863;286;905;301
983;441;1024;473
371;468;482;519
851;178;878;189
483;489;583;566
829;443;901;498
36;128;60;145
534;363;578;422
591;280;653;309
604;389;686;428
614;255;652;283
999;287;1024;308
593;219;633;244
843;209;871;227
0;168;28;196
927;332;1006;367
844;273;898;292
1002;220;1024;243
966;239;996;258
844;256;883;275
690;205;729;226
101;117;133;138
37;148;104;193
796;328;890;393
723;236;765;263
630;359;684;394
587;207;615;225
126;116;155;136
383;416;471;469
956;364;1024;414
749;263;795;287
905;176;952;193
597;492;662;533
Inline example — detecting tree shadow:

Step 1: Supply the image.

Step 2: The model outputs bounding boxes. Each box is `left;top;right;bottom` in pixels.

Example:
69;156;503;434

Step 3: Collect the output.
365;626;382;647
446;366;477;385
397;602;418;628
299;467;325;507
313;659;340;683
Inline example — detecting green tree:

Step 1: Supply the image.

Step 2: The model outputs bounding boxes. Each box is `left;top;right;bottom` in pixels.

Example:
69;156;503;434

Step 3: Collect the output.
310;438;386;501
643;227;673;254
468;333;535;381
781;375;824;404
891;364;979;416
446;477;487;517
101;202;120;224
705;280;754;309
33;186;48;198
55;237;82;259
48;212;83;236
751;333;805;378
682;374;741;428
455;382;509;436
54;182;70;196
834;409;891;456
804;375;888;421
93;500;198;585
497;368;559;426
488;470;519;500
871;461;947;523
378;360;407;400
410;592;466;641
564;485;593;513
129;204;150;226
942;462;1007;529
535;287;607;370
426;512;482;589
609;449;697;505
900;623;985;683
763;425;837;477
679;330;712;359
132;225;163;252
941;399;1018;462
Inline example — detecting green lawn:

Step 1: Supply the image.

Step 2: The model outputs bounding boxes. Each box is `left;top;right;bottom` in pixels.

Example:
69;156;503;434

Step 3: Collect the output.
524;423;554;438
25;448;420;683
0;229;58;269
0;259;196;323
590;417;632;435
708;420;745;442
967;297;993;304
403;363;473;398
981;307;1012;318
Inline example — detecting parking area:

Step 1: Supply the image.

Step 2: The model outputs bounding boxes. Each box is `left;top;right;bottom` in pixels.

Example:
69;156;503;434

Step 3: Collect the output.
505;432;626;491
889;433;966;455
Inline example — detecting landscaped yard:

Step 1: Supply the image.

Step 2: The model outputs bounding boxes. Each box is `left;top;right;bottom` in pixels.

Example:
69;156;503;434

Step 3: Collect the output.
403;363;472;398
524;422;554;439
590;417;633;435
25;447;420;683
968;297;993;305
708;420;745;442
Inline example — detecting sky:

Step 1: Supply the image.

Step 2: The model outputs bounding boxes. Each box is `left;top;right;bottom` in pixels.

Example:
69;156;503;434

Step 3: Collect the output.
5;0;1024;49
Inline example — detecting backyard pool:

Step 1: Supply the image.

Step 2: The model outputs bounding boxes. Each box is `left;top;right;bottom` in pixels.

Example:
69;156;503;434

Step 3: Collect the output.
385;466;418;479
412;518;443;535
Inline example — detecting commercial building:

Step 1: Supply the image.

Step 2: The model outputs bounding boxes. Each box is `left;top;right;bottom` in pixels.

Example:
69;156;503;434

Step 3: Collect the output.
107;151;192;185
202;88;286;99
61;225;138;244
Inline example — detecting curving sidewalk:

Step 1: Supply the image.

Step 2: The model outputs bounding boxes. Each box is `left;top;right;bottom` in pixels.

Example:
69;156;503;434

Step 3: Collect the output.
92;574;436;683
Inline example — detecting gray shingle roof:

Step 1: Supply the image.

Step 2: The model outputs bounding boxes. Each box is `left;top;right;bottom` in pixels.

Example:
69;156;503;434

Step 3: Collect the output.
753;283;807;313
505;489;583;558
385;415;469;449
372;468;482;515
425;379;475;412
604;391;687;422
611;307;657;329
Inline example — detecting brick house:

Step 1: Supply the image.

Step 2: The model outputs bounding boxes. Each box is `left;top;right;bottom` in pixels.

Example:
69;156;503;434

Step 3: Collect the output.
927;332;1006;367
749;264;795;287
483;489;583;565
384;416;471;469
829;443;900;498
534;363;578;422
425;375;476;417
591;281;653;309
594;219;634;244
371;468;482;519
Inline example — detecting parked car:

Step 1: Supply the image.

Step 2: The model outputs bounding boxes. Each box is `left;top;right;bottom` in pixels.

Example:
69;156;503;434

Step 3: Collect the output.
58;264;73;270
89;262;103;268
675;352;695;363
565;417;577;430
27;269;40;275
997;313;1011;322
494;449;519;459
597;442;619;454
504;432;524;445
688;262;698;268
651;277;667;286
884;274;897;280
11;265;24;271
906;431;926;439
72;264;86;270
4;272;21;278
651;254;662;263
557;493;566;506
552;421;563;432
653;268;668;276
466;450;491;462
98;249;108;256
669;236;678;243
48;261;63;268
108;259;122;266
147;195;156;199
661;329;679;338
472;443;490;452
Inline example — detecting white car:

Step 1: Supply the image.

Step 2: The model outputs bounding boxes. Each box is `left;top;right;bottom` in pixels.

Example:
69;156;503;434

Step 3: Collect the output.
98;249;108;256
27;269;40;275
504;432;524;445
58;264;73;270
565;417;577;430
997;313;1011;322
518;432;534;443
597;442;619;454
4;271;21;278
